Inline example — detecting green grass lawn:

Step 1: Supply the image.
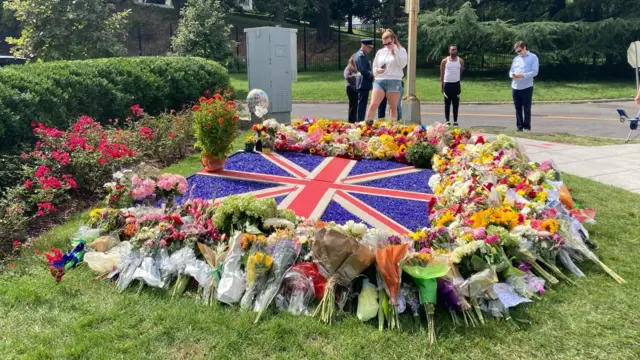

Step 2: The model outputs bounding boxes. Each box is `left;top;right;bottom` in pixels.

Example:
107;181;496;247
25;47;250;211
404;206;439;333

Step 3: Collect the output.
230;70;636;102
1;145;638;358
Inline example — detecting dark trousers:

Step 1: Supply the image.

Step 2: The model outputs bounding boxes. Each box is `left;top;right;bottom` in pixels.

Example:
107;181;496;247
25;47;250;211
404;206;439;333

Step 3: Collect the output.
512;86;534;130
357;89;370;121
444;81;461;123
378;98;387;119
346;86;358;123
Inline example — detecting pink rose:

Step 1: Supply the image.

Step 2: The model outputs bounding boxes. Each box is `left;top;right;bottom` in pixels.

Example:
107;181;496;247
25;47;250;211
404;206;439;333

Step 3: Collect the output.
484;234;500;245
472;227;487;240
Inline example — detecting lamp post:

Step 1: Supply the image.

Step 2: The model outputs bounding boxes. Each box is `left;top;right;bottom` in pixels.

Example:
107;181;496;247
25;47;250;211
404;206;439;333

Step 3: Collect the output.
402;0;421;124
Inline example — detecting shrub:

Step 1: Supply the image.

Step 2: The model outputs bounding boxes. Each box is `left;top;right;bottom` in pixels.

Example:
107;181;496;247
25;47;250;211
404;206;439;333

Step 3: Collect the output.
0;56;232;152
0;187;29;257
406;142;437;169
127;109;195;167
193;94;240;158
18;116;139;215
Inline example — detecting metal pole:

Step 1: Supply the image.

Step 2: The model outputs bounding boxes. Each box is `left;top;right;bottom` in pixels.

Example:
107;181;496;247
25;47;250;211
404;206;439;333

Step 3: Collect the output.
635;43;639;92
403;0;421;124
338;22;341;70
303;22;307;72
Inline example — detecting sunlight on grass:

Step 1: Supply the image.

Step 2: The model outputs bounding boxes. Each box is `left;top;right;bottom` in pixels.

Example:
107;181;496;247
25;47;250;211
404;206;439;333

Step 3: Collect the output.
231;70;635;102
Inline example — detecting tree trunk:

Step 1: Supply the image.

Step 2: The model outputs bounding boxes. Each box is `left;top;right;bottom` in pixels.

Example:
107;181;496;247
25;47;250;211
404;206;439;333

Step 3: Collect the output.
274;3;285;22
348;12;353;34
315;0;332;43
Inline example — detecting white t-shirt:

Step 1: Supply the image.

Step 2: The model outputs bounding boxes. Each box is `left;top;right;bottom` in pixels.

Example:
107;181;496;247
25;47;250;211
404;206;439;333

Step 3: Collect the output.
444;57;461;83
372;46;408;81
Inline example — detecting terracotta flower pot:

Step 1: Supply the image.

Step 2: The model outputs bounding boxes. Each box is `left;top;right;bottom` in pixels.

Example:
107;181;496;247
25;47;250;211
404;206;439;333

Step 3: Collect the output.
201;153;226;173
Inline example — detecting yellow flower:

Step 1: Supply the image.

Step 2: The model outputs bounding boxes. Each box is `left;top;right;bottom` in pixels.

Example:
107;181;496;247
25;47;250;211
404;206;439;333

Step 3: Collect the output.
89;208;105;220
309;148;317;154
517;190;526;196
434;248;449;255
409;230;426;241
255;252;264;263
508;174;522;185
435;185;444;195
541;219;559;234
264;255;273;267
323;134;334;142
291;119;302;127
308;124;319;134
417;252;432;262
460;233;473;242
399;145;407;154
471;210;489;228
436;210;455;229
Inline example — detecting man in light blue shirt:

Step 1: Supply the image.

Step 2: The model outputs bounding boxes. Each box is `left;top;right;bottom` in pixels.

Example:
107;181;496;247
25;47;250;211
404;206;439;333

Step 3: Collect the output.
509;41;539;131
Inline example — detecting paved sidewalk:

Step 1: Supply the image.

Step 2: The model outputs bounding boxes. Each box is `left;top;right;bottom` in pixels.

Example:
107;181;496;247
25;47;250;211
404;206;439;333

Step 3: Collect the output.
499;136;640;193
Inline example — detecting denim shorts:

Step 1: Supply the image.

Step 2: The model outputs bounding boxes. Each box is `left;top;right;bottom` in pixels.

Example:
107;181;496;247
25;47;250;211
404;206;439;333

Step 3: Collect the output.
373;79;402;93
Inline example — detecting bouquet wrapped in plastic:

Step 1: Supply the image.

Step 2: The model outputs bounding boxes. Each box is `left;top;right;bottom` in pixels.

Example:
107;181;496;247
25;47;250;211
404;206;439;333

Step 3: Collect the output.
312;227;376;324
240;241;273;310
216;233;247;305
197;241;228;305
401;251;450;343
276;264;317;316
356;279;378;322
84;242;129;276
375;243;409;330
253;237;301;322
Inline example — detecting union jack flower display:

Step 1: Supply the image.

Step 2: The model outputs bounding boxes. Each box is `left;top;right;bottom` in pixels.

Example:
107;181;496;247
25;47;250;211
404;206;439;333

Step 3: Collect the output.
185;152;435;234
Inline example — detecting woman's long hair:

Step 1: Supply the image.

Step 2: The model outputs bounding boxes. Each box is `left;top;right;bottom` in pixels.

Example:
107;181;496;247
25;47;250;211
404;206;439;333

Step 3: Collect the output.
347;54;357;72
381;28;403;49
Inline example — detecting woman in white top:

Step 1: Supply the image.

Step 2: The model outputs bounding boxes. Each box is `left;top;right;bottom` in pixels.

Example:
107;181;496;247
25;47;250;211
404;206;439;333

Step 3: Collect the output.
440;44;464;126
365;29;408;122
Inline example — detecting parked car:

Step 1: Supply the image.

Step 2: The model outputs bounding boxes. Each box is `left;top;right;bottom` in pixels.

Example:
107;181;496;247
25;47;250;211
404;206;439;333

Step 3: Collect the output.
0;56;27;67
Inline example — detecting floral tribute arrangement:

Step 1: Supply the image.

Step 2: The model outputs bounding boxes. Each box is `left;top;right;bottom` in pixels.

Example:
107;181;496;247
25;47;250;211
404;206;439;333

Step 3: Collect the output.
192;94;240;172
44;122;624;343
272;117;452;165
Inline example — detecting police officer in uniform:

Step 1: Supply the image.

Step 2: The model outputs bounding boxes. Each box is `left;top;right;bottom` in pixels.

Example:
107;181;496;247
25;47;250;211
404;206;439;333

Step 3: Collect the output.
354;39;374;121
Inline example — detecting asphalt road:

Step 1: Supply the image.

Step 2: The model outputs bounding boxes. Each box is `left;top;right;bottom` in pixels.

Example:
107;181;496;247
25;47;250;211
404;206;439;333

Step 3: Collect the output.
291;101;640;139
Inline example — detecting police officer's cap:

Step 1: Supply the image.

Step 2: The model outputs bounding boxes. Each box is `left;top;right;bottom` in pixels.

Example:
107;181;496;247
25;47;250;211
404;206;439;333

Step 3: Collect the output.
360;39;374;46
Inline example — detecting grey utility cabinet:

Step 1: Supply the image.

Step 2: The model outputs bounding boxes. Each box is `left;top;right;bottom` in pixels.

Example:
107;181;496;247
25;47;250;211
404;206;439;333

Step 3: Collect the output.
244;26;298;123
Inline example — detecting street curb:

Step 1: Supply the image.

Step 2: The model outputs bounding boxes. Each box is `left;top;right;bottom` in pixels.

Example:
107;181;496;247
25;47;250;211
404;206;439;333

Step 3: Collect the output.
291;98;633;105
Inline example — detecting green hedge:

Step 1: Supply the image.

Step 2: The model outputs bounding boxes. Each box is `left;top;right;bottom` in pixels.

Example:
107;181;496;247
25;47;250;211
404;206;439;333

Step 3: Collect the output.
0;57;232;152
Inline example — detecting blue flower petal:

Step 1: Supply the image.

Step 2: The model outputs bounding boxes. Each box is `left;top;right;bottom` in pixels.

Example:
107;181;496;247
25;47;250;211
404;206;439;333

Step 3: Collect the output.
277;152;326;172
349;193;431;231
224;152;293;177
320;200;371;227
348;159;407;176
358;170;436;194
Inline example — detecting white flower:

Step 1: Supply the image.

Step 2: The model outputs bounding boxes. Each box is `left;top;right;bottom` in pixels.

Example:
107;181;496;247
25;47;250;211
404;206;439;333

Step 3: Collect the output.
263;218;295;230
352;223;368;236
428;174;442;190
112;172;124;180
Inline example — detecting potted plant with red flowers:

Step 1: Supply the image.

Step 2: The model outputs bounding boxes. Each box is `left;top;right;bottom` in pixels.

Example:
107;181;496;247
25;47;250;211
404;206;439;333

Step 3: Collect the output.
193;94;239;172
